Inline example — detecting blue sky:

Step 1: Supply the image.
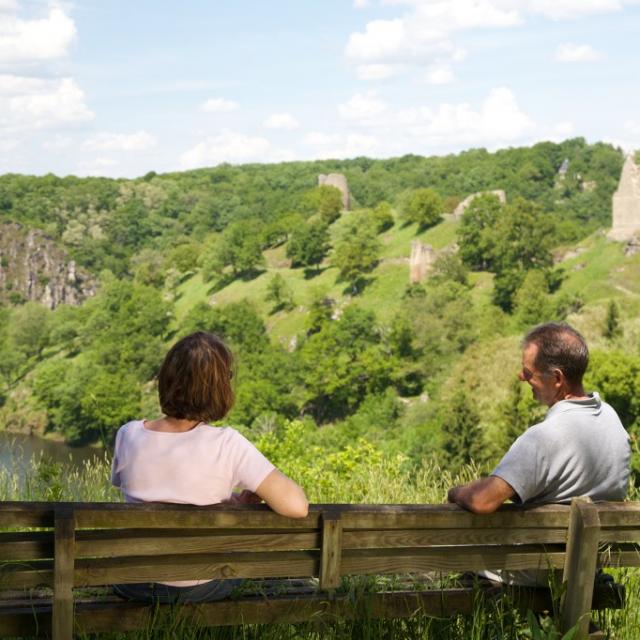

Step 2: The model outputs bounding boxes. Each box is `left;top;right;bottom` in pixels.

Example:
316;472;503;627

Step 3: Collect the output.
1;0;639;178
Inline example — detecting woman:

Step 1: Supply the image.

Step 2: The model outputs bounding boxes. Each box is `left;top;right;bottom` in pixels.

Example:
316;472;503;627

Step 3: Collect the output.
111;331;308;603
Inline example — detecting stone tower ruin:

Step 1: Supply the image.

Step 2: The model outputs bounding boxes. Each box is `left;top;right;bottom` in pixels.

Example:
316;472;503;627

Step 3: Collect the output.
609;154;640;242
409;240;435;283
318;173;350;210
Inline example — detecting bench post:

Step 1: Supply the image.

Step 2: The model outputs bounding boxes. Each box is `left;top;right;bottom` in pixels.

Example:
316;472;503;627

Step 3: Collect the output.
53;506;75;640
319;511;343;591
561;497;600;639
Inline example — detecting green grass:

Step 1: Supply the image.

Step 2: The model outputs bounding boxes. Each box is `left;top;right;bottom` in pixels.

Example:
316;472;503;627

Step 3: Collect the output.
173;214;461;340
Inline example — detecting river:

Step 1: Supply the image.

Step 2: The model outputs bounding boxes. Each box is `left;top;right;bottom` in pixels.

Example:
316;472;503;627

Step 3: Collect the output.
0;430;105;475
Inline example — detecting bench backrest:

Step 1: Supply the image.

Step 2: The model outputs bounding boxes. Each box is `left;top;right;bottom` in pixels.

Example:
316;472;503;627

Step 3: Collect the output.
2;500;639;639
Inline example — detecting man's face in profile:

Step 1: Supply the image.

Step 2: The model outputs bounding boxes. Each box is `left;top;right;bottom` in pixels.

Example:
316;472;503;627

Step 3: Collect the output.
518;342;558;407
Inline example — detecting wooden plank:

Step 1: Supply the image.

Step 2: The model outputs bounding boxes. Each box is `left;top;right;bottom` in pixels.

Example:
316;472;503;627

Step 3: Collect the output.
74;550;320;586
561;497;601;640
340;508;571;530
340;545;566;575
0;501;575;530
596;503;640;528
75;529;320;557
342;528;568;548
52;506;75;640
0;560;54;589
0;531;53;561
599;529;640;544
319;512;343;590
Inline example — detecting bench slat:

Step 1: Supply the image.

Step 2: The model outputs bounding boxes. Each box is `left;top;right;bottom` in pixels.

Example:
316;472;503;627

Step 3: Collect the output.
342;528;568;548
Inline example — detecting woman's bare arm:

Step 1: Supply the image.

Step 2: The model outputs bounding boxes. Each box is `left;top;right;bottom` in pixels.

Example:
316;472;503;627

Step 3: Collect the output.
255;469;309;518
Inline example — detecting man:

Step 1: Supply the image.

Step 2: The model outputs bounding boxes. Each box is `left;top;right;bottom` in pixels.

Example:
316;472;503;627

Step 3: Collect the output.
448;322;630;585
448;321;630;518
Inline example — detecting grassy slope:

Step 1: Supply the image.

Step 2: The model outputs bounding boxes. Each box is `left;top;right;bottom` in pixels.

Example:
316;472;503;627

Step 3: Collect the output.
173;214;461;340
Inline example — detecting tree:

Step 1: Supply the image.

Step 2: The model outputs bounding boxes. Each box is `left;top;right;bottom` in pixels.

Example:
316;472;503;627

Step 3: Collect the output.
299;306;396;421
332;222;380;292
9;302;51;359
497;377;545;451
301;186;343;223
201;221;265;279
402;188;443;229
265;273;294;312
457;193;503;270
490;198;556;312
604;300;622;340
441;390;484;470
513;270;554;328
286;221;330;271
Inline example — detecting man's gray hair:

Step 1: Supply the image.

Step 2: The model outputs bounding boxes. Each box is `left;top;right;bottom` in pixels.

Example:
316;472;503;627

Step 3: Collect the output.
523;322;589;385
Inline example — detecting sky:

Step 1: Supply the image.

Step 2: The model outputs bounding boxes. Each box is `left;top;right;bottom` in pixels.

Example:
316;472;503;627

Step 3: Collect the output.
1;0;639;178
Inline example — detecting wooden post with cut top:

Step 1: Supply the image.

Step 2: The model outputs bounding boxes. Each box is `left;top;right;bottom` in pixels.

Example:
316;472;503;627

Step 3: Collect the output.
53;506;75;640
319;511;343;591
561;497;601;639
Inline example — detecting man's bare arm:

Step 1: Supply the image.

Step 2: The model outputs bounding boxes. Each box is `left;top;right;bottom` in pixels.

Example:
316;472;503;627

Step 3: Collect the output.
447;476;516;514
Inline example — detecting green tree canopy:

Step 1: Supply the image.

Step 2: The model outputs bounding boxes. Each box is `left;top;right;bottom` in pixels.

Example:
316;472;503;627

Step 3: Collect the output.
402;188;443;229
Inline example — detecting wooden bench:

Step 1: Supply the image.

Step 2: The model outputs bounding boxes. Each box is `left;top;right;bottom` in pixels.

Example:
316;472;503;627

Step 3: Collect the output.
0;497;634;639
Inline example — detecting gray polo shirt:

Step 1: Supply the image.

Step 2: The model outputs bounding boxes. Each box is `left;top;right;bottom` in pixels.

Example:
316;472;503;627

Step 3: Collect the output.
492;392;630;504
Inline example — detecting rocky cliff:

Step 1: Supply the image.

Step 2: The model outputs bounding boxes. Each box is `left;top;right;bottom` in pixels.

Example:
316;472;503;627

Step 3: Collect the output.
0;222;95;308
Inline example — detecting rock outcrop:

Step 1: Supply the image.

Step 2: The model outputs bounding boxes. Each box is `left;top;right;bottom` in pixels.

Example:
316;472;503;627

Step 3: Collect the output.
453;190;506;219
318;173;350;210
609;154;640;242
0;222;96;308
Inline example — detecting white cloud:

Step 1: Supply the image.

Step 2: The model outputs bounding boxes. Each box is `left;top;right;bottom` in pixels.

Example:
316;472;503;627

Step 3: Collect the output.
180;130;271;169
0;75;94;133
338;91;388;120
346;0;628;79
527;0;622;20
555;42;602;62
303;131;380;158
416;87;535;145
354;0;369;7
42;134;72;150
0;6;76;65
200;97;238;112
425;64;455;84
76;156;118;178
553;121;575;136
264;112;299;130
356;63;401;79
83;130;157;151
624;120;640;136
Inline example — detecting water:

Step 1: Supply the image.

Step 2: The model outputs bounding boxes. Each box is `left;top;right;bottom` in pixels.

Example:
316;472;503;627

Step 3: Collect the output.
0;430;105;476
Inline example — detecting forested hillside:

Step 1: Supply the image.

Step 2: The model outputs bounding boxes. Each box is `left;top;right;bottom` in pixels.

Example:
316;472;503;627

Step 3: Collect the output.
1;137;639;480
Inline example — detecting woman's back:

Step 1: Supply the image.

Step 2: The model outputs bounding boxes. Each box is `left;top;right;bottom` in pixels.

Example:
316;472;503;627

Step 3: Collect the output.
112;420;275;505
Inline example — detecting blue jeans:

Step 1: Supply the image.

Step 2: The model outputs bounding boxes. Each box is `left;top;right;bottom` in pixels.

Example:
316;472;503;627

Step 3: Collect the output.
113;579;242;604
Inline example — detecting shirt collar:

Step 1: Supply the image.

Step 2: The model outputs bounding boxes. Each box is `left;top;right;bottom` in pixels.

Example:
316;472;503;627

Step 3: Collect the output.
545;391;601;418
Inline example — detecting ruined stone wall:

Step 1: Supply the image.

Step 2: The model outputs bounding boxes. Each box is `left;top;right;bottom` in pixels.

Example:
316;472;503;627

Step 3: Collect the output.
318;173;350;210
609;154;640;242
0;222;96;308
409;240;435;283
453;190;506;219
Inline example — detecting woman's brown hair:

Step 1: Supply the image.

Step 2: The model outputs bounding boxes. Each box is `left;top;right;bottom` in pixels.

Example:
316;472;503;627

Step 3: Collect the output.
158;332;234;422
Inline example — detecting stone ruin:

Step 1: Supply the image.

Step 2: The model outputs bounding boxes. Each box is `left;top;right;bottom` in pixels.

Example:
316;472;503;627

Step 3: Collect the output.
453;190;506;219
409;240;435;284
318;173;350;210
609;154;640;242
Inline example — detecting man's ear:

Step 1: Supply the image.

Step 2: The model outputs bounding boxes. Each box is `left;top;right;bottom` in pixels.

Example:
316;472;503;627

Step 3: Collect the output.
552;368;565;387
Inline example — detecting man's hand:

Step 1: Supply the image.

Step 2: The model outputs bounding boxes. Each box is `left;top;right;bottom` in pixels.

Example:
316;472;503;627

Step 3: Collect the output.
447;476;516;514
223;490;263;505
